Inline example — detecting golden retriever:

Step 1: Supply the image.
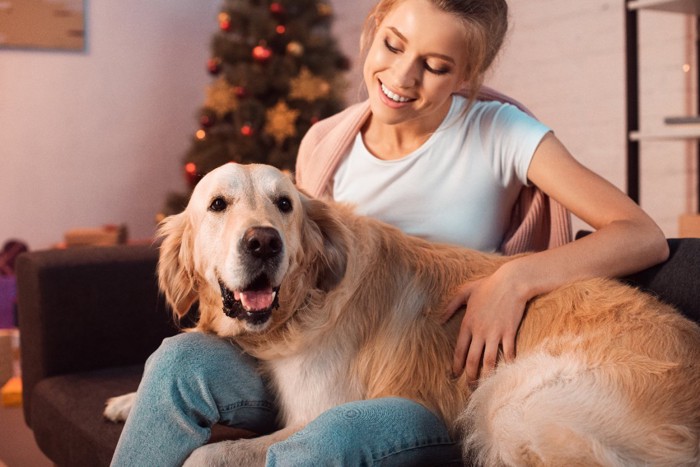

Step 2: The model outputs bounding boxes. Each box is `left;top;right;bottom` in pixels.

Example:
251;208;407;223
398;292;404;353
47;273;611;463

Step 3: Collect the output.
107;162;700;466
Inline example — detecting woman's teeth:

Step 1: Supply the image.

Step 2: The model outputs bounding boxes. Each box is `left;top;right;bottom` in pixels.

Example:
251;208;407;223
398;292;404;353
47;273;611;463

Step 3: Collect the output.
381;83;412;103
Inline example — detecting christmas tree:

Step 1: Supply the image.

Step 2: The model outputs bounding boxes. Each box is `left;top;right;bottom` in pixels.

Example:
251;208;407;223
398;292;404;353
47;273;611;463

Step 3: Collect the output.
164;0;349;215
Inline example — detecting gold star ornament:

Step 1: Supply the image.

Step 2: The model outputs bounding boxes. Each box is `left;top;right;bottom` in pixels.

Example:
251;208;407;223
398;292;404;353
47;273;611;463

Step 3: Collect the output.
205;77;239;116
289;67;331;102
264;101;300;145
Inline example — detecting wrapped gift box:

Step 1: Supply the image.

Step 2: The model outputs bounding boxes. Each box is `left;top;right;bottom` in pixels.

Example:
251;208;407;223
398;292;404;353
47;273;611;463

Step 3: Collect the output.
680;214;700;238
0;276;16;329
1;376;22;407
63;224;128;247
0;328;19;390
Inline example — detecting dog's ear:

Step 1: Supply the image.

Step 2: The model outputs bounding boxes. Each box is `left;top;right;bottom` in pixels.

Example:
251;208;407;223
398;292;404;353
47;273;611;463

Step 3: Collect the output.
156;212;198;319
301;196;349;292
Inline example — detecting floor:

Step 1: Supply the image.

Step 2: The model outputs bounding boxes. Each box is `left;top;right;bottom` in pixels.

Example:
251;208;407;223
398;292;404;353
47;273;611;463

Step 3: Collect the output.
0;403;52;467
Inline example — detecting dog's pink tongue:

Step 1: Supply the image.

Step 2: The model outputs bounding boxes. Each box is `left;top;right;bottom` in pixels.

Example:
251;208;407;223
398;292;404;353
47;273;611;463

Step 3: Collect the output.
238;289;274;311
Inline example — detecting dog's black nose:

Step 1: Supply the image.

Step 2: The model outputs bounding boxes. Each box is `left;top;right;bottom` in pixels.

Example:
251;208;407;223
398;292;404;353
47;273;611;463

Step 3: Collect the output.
242;227;283;260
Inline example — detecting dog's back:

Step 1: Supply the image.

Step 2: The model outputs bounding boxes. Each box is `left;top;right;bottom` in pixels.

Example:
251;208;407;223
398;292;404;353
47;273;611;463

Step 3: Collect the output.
463;278;700;465
287;206;700;465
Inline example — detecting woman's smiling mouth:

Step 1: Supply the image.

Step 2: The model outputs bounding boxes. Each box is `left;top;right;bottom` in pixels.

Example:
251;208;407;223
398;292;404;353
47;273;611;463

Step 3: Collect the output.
380;82;415;103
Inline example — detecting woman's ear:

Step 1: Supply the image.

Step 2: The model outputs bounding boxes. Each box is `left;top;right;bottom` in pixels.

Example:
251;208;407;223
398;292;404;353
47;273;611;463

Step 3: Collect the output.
156;213;198;319
301;195;349;292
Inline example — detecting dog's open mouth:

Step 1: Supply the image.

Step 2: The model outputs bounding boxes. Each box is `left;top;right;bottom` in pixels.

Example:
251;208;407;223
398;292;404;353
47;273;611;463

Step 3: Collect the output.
219;275;280;325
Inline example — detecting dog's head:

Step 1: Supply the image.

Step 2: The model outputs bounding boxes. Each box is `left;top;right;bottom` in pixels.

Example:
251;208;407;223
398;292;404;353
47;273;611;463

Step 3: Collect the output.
157;163;348;336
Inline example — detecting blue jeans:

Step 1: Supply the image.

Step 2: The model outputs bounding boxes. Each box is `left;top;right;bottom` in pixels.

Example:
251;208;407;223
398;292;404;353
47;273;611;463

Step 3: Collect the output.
111;333;462;466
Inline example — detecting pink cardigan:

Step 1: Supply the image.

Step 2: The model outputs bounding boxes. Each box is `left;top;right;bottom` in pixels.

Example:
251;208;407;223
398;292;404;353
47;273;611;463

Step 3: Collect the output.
295;87;572;255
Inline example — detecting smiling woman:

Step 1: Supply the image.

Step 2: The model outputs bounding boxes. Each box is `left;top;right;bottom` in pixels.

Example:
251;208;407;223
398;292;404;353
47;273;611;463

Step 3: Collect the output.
360;0;507;100
361;0;476;150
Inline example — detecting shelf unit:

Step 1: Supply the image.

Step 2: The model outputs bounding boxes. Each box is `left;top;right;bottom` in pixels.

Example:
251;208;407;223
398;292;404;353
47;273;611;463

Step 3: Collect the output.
625;0;700;210
628;0;700;15
629;125;700;141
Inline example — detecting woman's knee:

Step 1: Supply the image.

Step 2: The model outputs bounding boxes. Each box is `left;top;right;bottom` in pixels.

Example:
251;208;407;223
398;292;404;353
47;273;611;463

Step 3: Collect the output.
143;332;272;405
145;332;255;378
140;332;277;431
267;398;461;466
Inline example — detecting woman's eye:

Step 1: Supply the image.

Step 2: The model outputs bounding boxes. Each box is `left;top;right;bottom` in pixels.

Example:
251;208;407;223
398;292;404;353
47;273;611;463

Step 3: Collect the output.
276;196;293;213
209;197;228;212
384;39;400;53
383;37;448;76
425;62;449;76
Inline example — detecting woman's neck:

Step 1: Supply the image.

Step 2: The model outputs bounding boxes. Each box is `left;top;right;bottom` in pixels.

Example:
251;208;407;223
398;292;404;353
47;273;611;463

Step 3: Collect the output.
361;98;453;161
360;121;431;161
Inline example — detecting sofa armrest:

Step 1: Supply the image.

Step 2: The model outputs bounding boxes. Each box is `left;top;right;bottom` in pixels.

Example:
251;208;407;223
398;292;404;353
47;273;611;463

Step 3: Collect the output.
623;237;700;324
16;244;178;426
574;232;700;324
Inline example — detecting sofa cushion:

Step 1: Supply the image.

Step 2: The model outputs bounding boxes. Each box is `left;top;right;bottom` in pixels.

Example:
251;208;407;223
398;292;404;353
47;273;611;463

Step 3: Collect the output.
30;365;142;467
29;363;260;466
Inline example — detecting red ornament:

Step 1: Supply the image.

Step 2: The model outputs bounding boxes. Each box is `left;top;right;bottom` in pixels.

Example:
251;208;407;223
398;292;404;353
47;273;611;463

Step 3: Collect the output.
252;43;273;63
207;58;222;75
240;124;254;136
233;86;248;98
184;162;201;187
200;114;215;128
218;12;232;31
276;24;286;35
269;3;284;15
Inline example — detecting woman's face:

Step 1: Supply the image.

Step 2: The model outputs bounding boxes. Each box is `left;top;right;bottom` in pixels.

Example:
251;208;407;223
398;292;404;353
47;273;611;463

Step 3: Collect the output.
363;0;469;129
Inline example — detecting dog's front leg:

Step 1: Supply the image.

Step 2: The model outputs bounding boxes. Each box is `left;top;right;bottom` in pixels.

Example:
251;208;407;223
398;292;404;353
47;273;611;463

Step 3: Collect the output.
183;425;302;467
103;392;137;422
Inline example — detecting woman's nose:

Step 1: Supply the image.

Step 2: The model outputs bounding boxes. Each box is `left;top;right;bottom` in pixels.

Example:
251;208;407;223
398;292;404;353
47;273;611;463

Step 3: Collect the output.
390;56;419;89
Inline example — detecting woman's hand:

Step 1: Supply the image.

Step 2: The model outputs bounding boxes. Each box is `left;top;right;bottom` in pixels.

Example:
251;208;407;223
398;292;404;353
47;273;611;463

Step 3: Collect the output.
443;267;527;383
440;132;669;384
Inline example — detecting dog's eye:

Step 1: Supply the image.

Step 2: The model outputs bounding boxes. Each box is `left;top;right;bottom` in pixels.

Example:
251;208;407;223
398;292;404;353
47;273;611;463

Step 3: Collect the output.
209;197;228;212
276;196;293;213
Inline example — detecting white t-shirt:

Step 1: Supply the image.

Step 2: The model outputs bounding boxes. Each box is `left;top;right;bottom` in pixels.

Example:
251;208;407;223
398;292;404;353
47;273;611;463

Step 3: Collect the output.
332;95;551;252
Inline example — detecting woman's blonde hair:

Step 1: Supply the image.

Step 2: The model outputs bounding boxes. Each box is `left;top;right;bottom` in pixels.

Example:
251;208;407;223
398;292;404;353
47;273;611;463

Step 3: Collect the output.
359;0;508;96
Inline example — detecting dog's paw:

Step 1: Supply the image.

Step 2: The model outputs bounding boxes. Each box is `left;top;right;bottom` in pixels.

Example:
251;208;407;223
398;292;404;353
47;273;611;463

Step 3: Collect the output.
183;443;225;467
103;392;136;422
184;439;267;467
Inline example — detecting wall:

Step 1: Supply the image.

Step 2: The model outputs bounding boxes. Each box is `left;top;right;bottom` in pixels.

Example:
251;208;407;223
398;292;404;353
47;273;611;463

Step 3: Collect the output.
485;1;627;234
0;0;220;249
637;10;697;234
330;0;375;102
0;0;695;250
488;1;695;235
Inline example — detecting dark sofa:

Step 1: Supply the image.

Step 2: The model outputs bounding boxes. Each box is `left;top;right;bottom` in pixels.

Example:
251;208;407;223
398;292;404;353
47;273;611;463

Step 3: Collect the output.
17;244;173;467
16;238;700;467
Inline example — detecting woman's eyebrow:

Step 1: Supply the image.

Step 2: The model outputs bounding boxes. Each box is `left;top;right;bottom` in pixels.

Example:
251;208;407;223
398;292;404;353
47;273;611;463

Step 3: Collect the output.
387;26;456;64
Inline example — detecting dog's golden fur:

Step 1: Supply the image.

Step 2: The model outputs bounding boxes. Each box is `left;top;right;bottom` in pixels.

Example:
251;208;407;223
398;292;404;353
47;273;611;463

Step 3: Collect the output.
154;163;700;465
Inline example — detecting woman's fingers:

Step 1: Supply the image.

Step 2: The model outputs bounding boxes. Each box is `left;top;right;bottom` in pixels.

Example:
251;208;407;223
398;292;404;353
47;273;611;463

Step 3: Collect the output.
452;325;472;377
441;284;472;324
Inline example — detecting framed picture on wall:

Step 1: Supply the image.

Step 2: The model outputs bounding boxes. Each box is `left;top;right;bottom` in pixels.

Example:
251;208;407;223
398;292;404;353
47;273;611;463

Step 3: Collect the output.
0;0;85;51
